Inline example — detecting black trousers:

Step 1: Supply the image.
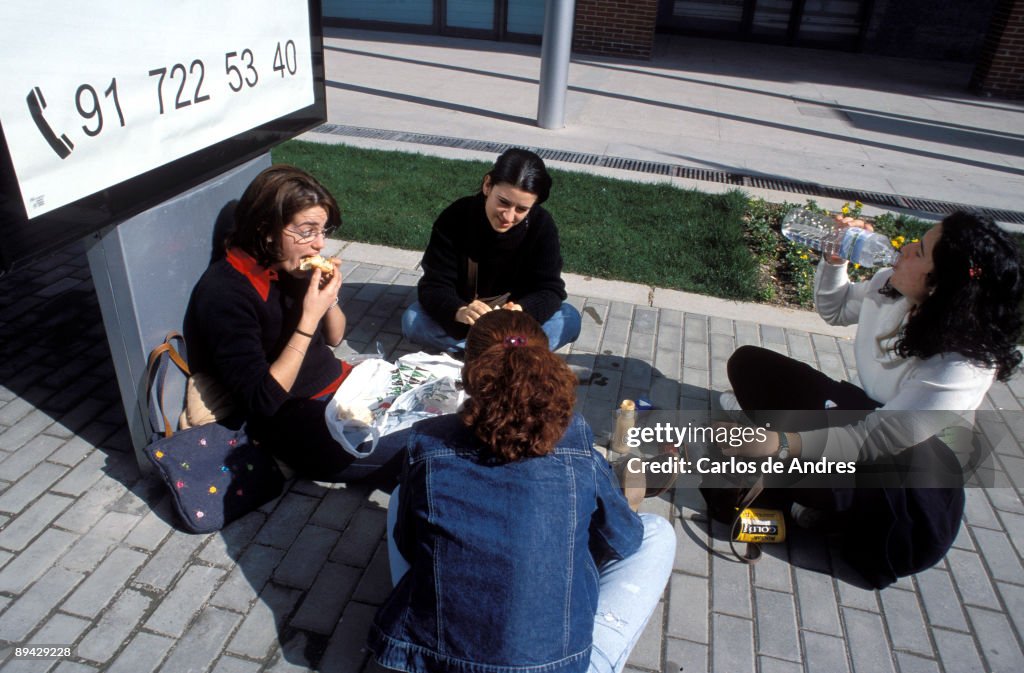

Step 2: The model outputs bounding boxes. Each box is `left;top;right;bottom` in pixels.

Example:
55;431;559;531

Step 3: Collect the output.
725;345;965;588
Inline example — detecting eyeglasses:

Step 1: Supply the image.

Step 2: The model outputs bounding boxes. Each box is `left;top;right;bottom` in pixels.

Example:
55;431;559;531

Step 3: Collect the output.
283;224;338;243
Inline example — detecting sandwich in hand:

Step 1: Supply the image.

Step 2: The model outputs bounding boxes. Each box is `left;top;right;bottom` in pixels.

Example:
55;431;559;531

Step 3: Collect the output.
299;255;335;276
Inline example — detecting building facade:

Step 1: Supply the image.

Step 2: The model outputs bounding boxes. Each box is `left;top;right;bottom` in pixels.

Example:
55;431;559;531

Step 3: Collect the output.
323;0;1024;98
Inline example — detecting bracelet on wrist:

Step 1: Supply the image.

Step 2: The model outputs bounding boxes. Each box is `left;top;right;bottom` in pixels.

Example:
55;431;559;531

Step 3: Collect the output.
295;327;314;338
329;297;339;310
286;344;306;357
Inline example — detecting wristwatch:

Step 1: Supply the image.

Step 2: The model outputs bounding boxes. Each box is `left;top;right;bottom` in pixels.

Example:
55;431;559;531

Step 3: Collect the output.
775;432;790;460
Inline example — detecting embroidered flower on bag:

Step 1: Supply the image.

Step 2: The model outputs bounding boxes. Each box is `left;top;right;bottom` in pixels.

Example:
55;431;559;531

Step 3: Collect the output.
236;489;244;496
199;438;207;446
228;438;238;447
155;450;164;459
195;511;205;518
176;480;185;489
208;486;217;494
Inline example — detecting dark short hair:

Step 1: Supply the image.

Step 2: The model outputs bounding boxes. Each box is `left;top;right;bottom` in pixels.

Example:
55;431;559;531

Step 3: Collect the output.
460;310;577;461
896;211;1024;380
227;164;341;268
484;148;553;204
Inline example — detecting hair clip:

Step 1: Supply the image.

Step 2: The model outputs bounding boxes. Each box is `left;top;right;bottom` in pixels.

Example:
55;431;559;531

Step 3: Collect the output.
969;266;982;280
504;335;527;348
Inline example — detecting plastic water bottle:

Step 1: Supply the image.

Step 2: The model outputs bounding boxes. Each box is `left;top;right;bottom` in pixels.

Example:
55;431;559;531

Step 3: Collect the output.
781;208;899;268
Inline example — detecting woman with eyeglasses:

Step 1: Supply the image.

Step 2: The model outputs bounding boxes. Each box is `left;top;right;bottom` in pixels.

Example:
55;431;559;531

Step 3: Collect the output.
183;164;402;484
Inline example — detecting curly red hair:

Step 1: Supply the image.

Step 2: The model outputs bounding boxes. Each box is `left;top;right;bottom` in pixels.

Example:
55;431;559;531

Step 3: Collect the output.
459;311;577;462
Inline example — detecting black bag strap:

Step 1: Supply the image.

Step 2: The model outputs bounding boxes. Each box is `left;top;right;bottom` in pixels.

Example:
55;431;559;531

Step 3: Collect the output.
145;331;190;439
728;476;765;564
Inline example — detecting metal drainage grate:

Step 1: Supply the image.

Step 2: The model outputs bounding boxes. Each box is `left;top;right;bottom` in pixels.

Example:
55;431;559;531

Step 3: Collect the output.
312;123;1024;225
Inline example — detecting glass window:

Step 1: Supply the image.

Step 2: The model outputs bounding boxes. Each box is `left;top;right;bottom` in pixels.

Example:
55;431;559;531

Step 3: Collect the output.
446;0;494;30
671;0;745;31
507;0;545;35
323;0;433;25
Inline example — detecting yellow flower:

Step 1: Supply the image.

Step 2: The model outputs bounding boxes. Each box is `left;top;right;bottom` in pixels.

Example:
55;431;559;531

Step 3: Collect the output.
854;200;864;210
891;235;906;249
841;204;850;215
800;254;809;260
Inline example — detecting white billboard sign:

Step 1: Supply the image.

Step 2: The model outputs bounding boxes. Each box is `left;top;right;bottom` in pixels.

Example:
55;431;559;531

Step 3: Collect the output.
0;1;314;218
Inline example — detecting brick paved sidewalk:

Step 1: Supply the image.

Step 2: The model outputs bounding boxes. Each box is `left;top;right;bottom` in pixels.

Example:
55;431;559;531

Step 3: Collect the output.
1;243;1023;673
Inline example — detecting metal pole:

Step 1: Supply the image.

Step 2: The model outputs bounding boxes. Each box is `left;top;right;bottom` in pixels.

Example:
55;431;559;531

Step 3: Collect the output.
537;0;576;129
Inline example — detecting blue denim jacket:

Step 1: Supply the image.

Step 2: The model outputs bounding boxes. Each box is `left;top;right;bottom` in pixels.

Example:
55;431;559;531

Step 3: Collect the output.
368;413;643;673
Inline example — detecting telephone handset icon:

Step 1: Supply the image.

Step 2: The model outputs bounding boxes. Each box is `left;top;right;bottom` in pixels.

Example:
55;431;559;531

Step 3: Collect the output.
26;87;74;159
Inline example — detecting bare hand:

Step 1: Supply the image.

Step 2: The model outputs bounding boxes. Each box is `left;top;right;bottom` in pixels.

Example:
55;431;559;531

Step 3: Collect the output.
828;215;873;264
455;299;493;326
302;261;343;322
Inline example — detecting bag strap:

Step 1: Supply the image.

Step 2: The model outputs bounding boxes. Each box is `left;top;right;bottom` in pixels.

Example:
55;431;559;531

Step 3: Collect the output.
146;331;191;439
728;476;765;564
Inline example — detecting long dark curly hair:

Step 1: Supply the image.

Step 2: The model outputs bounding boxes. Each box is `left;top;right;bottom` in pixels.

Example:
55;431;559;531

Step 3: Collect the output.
459;311;577;462
895;211;1023;381
227;164;341;268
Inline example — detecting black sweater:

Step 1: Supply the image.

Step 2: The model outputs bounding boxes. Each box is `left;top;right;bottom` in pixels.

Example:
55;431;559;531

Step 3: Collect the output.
417;193;567;337
183;249;343;419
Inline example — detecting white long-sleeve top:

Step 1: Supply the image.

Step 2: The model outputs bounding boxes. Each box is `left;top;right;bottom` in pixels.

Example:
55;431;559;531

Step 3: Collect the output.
798;260;993;463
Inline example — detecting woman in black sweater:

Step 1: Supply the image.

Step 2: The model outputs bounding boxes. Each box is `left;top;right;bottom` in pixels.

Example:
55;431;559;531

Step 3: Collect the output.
402;149;581;354
184;164;402;485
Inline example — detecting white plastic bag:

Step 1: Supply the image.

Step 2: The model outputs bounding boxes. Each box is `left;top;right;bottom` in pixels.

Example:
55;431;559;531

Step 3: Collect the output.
325;352;464;457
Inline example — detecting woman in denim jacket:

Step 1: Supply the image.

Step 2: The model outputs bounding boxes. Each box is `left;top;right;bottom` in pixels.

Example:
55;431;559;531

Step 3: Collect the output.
368;311;675;673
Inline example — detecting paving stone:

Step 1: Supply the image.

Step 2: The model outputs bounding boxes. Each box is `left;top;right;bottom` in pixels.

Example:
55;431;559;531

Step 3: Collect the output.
626;599;664;671
877;587;933;657
793;568;841;636
933;628;987;673
0;528;77;593
0;434;63;481
711;613;755;673
0;492;74;551
966;606;1024;673
133;530;207;591
945;547;1001;610
673;517;709;577
667;572;709;644
274;524;342;589
255;492;320;549
1000;581;1024;649
103;631;175;673
320;601;378;673
664;637;708;673
751;545;792;594
76;589;152;664
0;409;55;452
801;631;850;673
682;340;709;371
227;583;302;659
290;562;362;635
145;564;227;637
159;607;244;673
52;663;97;673
712;551;753;618
211;543;286;613
0;460;68;514
50;450;108;497
45;436;97;467
51;477;127;534
915;566;969;631
757;656;803;673
892;652;941;673
58;511;137;572
212;656;264;673
268;630;320;672
121;503;173;551
963;488;1002;529
352;542;393;606
30;613;91;652
198;510;267;568
971;526;1024;584
62;547;147;619
842;607;897;673
754;588;800;662
330;507;387;567
0;566;83;641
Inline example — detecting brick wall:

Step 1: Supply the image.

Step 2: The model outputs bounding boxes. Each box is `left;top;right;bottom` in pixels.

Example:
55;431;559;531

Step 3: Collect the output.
971;0;1024;98
573;0;658;60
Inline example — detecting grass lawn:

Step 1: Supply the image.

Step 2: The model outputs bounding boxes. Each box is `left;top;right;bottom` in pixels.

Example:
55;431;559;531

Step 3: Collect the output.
273;140;931;308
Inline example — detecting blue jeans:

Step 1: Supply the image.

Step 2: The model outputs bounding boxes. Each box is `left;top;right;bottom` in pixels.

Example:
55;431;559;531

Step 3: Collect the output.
401;301;582;352
385;488;675;673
